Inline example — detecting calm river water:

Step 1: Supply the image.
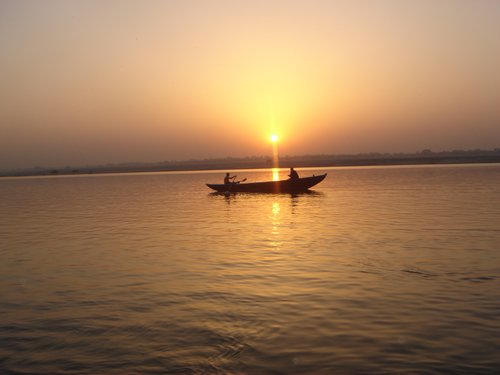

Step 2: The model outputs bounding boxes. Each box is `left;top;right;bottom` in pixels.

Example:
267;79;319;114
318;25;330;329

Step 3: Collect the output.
1;164;499;374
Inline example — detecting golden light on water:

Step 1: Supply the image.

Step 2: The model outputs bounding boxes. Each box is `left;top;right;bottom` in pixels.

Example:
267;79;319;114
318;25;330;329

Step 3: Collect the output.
272;168;280;182
270;201;281;244
272;201;281;217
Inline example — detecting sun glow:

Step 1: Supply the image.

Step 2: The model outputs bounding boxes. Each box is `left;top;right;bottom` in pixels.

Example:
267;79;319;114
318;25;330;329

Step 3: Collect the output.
270;134;280;179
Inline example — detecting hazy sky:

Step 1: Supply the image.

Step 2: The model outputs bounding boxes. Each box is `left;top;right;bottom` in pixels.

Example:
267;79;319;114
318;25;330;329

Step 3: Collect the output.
1;0;499;169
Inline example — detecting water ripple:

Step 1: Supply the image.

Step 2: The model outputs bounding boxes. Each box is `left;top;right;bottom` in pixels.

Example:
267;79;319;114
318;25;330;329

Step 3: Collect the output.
1;165;500;374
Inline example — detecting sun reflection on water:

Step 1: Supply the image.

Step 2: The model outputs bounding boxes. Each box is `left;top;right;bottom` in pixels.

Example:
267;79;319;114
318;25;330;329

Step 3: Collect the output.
272;201;281;217
271;201;281;242
272;168;280;181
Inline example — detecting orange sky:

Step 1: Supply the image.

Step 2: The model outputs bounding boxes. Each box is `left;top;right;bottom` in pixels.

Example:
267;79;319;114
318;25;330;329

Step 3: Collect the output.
1;0;499;169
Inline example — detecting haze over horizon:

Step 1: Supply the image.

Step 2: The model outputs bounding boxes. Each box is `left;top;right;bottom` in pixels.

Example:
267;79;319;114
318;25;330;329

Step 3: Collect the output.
1;0;499;170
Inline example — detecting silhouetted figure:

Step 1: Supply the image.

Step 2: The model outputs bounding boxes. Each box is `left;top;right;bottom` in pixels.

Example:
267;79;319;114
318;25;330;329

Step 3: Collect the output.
224;172;236;184
288;167;299;180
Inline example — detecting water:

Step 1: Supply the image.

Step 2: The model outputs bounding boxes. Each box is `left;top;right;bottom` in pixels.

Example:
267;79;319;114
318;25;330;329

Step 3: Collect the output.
1;164;499;374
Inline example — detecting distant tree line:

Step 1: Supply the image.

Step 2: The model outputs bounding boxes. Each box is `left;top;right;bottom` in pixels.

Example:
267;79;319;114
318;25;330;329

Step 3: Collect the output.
2;148;500;177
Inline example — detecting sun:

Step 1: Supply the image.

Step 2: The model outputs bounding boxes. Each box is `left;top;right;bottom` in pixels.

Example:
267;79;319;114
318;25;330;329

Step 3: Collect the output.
270;134;279;143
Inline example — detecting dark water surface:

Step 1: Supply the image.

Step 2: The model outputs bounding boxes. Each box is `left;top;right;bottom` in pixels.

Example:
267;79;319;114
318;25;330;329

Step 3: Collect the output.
1;164;500;374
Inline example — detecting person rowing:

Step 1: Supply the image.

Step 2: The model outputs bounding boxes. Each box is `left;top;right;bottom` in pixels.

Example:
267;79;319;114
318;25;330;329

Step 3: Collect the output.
288;167;299;180
224;172;237;184
224;173;246;184
223;173;246;196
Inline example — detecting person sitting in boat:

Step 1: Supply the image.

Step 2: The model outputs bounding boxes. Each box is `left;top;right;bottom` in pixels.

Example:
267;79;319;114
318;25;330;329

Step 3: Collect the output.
224;173;237;184
288;167;299;180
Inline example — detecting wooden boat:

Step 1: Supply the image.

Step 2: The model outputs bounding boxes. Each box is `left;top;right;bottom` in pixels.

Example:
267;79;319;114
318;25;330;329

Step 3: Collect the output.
206;173;327;193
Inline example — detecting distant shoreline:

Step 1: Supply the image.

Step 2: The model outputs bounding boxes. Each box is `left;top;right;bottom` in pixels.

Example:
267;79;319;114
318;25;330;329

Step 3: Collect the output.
1;149;500;177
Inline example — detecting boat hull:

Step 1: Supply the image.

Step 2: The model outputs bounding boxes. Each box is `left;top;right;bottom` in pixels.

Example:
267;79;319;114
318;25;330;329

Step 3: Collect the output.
206;173;327;193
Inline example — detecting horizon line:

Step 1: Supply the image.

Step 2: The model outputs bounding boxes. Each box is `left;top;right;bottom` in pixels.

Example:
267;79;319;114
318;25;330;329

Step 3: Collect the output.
2;147;500;175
